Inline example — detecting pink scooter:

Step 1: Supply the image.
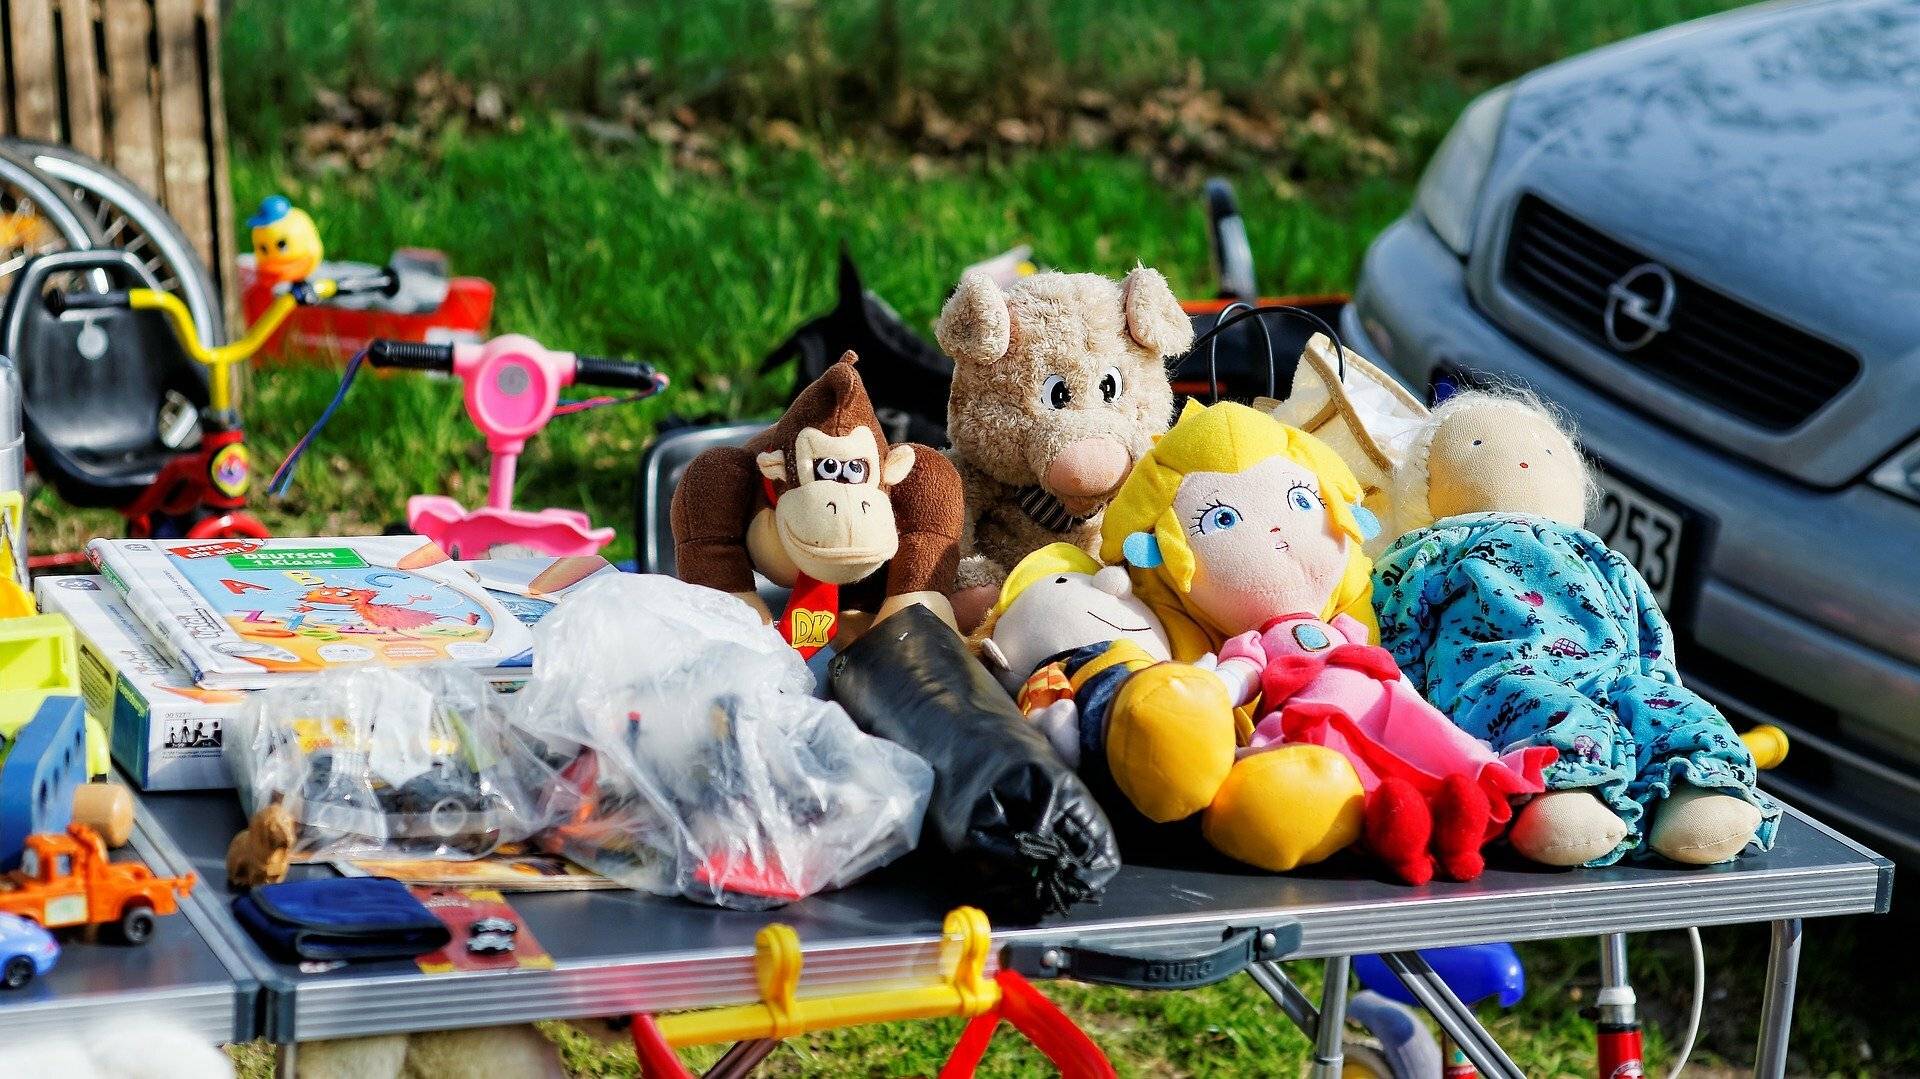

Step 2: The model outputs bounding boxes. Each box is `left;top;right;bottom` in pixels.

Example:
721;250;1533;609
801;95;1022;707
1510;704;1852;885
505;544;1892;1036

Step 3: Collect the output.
271;335;667;558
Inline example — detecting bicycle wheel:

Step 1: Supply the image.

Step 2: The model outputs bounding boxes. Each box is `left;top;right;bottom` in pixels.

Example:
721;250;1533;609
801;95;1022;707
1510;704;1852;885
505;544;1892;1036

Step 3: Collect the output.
6;138;224;345
0;142;98;291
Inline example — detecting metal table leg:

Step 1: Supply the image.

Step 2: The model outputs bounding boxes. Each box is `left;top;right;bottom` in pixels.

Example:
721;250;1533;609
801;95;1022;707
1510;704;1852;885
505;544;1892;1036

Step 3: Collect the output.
1309;956;1352;1079
274;1041;297;1078
1755;919;1803;1079
1382;952;1526;1079
1248;961;1321;1037
704;1039;779;1079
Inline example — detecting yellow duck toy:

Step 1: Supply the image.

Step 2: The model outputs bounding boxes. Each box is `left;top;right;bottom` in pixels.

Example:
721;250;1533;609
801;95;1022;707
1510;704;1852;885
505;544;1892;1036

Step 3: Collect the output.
247;195;323;284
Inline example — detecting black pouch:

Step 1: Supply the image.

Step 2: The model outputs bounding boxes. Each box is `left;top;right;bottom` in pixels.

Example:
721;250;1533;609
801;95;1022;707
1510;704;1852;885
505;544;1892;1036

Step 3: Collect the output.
828;605;1121;919
233;877;450;963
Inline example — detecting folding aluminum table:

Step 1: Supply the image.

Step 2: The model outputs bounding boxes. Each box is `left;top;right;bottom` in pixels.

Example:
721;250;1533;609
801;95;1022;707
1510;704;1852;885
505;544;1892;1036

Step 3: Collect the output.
133;785;1889;1078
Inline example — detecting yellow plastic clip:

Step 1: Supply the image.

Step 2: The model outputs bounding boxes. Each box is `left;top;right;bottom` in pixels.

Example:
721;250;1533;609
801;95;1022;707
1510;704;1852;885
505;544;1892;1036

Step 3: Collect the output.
942;906;995;1018
754;923;804;1041
654;906;1000;1048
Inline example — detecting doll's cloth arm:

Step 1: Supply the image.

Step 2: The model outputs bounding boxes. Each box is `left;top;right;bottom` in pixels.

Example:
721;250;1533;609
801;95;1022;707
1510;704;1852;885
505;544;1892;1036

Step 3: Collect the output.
1213;633;1268;706
1603;540;1677;669
1371;525;1473;690
1027;699;1083;767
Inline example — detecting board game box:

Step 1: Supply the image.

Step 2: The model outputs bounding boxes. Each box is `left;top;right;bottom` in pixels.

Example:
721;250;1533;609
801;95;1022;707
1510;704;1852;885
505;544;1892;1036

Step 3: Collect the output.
35;575;245;790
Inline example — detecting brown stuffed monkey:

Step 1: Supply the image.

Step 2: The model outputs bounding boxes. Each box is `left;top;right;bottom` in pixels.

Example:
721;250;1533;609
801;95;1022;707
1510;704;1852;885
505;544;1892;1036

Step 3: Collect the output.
671;353;963;652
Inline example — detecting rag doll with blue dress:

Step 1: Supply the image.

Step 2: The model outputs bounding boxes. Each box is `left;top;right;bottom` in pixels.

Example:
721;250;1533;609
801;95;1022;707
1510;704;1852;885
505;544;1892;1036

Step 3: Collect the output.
1373;391;1778;867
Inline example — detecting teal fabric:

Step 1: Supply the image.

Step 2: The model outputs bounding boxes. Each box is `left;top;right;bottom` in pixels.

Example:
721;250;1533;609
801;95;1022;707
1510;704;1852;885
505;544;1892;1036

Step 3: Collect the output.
1374;512;1778;865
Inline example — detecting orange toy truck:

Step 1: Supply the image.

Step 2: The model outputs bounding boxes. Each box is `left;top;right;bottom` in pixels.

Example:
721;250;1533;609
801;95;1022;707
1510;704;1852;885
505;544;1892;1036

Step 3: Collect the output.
0;823;195;943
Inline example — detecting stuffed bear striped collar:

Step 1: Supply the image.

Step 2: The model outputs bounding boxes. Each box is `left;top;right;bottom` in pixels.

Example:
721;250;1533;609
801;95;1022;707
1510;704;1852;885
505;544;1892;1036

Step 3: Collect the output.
1015;484;1098;533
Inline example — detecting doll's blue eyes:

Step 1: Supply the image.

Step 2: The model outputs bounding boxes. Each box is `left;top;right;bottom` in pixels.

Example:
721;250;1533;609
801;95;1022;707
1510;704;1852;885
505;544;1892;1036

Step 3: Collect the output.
1198;505;1240;533
1289;487;1316;512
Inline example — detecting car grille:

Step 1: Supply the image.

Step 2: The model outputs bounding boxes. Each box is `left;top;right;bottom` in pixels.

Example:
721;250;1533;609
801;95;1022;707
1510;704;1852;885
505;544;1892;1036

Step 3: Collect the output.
1503;195;1860;430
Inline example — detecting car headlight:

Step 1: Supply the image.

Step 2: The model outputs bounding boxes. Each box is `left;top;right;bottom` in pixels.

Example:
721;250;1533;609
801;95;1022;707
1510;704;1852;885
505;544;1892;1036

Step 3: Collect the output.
1870;436;1920;504
1414;85;1515;257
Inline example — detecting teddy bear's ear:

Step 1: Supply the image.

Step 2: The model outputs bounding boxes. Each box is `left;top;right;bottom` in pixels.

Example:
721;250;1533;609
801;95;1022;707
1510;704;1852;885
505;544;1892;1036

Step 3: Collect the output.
1121;265;1194;358
935;270;1012;366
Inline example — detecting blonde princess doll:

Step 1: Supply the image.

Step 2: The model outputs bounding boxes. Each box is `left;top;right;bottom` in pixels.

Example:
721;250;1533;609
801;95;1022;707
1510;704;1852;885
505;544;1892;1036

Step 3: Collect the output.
1098;401;1549;883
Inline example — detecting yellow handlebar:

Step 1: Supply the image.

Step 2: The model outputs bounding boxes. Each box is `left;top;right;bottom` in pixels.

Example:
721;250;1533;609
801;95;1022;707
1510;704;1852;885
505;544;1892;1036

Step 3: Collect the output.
129;280;339;412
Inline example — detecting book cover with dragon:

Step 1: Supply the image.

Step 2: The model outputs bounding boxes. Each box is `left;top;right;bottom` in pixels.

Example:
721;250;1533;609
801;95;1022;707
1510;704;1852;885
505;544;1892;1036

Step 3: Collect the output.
87;536;535;689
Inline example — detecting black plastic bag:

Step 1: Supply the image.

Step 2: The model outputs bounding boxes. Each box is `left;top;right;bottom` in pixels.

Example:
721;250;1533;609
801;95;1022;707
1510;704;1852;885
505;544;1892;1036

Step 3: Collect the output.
828;605;1121;919
760;248;955;448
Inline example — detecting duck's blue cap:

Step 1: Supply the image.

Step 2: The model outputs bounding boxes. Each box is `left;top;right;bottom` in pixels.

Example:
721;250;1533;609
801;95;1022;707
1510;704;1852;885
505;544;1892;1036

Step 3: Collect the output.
247;195;293;229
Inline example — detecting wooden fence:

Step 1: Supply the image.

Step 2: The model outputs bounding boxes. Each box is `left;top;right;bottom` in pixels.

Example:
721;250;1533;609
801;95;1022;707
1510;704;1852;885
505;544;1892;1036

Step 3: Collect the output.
2;0;236;324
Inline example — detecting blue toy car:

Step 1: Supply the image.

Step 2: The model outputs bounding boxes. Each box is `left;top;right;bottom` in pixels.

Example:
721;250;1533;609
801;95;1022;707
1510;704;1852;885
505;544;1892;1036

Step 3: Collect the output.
0;911;59;989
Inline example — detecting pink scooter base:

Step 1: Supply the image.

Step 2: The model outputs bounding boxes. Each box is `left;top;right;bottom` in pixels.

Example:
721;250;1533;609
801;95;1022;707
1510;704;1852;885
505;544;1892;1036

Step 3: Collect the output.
407;495;614;559
405;333;614;558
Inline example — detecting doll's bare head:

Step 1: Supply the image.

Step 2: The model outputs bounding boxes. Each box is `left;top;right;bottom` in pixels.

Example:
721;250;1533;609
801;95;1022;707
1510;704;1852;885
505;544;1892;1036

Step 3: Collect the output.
1396;389;1593;533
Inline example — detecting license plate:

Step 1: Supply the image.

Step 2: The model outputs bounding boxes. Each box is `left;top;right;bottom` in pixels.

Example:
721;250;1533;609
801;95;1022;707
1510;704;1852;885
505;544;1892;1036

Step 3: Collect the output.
1590;467;1686;610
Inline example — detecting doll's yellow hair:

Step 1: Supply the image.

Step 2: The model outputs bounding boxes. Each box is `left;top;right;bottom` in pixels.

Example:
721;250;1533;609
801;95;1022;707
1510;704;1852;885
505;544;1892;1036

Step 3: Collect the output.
1098;400;1377;660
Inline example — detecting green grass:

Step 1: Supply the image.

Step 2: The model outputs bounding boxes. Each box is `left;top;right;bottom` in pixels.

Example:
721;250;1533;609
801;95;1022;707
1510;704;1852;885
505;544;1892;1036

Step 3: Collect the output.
223;0;1750;157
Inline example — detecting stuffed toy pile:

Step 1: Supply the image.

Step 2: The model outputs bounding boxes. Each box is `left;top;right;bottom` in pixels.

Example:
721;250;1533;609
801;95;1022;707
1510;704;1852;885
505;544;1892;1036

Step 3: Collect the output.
668;263;1774;888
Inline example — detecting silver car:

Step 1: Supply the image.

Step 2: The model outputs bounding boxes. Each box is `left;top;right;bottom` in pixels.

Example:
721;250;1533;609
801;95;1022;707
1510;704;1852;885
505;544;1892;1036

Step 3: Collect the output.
1344;0;1920;857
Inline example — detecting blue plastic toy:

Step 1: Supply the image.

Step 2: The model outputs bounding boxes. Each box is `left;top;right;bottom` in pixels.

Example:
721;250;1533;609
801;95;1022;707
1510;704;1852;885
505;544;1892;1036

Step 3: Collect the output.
0;695;88;871
1354;943;1526;1010
0;910;59;988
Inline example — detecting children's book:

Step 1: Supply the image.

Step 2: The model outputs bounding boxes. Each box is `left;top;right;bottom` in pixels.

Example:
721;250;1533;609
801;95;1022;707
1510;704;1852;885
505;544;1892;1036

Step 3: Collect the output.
86;536;536;690
465;555;617;602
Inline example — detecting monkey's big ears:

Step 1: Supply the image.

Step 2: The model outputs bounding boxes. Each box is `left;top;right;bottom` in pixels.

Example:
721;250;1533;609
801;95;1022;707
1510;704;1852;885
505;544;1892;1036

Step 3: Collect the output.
755;450;788;483
1121;265;1193;358
881;444;916;486
935;269;1011;366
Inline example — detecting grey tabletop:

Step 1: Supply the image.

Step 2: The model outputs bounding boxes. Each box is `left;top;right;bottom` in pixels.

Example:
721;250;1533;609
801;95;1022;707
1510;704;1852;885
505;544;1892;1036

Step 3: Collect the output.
0;789;258;1044
137;786;1891;1043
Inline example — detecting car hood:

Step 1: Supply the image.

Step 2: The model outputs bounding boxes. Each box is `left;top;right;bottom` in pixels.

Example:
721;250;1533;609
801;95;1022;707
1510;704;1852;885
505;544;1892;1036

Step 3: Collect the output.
1475;0;1920;480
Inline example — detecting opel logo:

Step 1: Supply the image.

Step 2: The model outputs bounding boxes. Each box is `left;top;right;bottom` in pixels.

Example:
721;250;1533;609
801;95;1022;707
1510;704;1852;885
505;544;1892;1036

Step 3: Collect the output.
1603;262;1677;352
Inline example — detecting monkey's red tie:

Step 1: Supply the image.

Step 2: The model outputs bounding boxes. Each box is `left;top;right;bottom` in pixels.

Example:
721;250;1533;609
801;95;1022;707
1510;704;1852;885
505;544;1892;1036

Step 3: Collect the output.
761;477;839;657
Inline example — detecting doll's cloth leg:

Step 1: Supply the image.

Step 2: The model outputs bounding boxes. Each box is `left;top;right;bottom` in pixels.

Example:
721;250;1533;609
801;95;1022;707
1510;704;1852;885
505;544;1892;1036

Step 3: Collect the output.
1611;672;1781;857
1452;669;1640;866
1363;776;1435;886
1429;773;1492;882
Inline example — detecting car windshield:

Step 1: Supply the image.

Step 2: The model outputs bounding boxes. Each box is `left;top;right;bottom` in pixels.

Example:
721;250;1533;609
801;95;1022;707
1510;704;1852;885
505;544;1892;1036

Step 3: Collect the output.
19;850;37;878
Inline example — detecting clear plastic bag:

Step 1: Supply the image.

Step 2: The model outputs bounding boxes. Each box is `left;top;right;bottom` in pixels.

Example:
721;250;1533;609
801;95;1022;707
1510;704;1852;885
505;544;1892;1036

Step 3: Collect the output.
227;664;540;861
510;574;933;909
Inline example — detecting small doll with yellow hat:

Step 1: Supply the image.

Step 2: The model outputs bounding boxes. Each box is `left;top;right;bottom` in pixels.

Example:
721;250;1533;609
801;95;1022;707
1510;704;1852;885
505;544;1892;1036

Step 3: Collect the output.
975;538;1366;874
1098;400;1551;884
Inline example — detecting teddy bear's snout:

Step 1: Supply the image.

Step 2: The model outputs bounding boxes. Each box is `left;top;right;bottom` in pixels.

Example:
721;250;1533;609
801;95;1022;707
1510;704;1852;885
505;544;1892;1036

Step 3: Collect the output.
1043;437;1131;500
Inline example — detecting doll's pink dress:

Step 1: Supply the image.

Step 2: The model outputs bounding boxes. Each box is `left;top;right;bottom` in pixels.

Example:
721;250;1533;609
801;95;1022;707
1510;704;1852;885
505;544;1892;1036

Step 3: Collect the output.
1219;612;1553;825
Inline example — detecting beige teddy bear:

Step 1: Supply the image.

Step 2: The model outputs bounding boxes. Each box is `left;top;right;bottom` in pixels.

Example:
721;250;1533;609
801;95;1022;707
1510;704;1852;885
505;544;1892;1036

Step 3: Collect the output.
935;267;1191;631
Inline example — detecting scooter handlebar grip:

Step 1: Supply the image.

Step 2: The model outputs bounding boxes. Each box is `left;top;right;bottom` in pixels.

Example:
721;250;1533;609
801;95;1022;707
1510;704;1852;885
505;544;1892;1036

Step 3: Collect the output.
365;339;454;371
574;355;664;390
